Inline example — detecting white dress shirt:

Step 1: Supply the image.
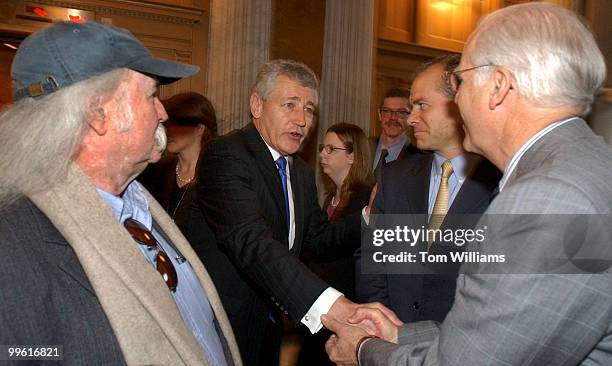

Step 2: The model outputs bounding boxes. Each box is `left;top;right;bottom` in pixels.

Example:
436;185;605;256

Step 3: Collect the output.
263;141;342;334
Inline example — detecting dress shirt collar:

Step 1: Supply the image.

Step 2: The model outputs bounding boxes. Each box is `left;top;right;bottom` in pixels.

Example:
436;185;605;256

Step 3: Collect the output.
499;116;577;191
260;134;293;166
432;153;467;183
377;135;407;157
96;180;152;229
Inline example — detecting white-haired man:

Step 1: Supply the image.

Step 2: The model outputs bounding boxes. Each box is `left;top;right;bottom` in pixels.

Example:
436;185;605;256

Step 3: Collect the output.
0;21;240;365
323;3;611;365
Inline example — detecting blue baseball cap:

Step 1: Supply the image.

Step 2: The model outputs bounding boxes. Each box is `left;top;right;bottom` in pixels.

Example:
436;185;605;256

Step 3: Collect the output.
11;21;199;101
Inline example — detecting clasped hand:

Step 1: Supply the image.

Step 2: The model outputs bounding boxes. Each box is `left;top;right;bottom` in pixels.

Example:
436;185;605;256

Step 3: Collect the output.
323;297;403;365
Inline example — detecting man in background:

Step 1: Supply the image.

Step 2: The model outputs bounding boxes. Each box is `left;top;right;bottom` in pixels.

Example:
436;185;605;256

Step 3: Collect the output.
372;87;420;180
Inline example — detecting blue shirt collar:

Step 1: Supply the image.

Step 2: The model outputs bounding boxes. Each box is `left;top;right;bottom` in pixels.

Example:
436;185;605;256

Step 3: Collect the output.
432;153;467;181
96;180;152;229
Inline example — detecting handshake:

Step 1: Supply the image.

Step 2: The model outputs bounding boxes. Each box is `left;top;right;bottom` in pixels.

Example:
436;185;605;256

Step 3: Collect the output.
323;296;404;366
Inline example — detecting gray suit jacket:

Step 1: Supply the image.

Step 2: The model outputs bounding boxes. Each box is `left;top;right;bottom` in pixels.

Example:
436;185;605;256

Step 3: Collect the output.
361;118;612;365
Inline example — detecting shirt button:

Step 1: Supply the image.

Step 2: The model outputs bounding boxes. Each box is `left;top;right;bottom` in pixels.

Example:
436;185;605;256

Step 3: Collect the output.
304;315;310;322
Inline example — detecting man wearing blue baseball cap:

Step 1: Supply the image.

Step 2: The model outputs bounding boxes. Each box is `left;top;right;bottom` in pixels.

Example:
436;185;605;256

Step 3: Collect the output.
0;21;241;366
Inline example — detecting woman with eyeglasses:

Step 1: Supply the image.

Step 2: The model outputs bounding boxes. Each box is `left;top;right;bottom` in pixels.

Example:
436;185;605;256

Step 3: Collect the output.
297;122;374;366
319;123;374;222
139;92;217;231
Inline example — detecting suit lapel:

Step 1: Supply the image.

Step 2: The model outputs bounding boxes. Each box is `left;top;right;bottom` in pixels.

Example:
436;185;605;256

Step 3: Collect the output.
447;178;490;216
406;154;432;214
447;156;488;216
36;212;98;295
289;158;304;253
243;124;289;237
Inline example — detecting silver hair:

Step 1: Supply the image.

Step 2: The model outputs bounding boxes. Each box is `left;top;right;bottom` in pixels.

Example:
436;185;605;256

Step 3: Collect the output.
0;68;128;208
468;2;606;116
252;59;319;104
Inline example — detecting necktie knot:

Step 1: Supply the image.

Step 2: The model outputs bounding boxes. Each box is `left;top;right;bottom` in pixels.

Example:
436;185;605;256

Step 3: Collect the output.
380;149;389;163
276;156;287;173
441;160;453;179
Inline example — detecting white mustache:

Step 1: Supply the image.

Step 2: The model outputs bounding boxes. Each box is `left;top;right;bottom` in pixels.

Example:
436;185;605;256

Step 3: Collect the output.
154;124;167;153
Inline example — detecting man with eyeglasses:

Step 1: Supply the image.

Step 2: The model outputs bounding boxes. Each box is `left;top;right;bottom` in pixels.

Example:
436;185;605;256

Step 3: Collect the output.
355;54;500;325
373;88;421;181
0;22;240;365
323;3;611;365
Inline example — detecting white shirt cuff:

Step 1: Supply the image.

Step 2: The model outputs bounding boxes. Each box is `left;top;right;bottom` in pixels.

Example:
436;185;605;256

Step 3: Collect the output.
300;287;343;334
362;206;370;225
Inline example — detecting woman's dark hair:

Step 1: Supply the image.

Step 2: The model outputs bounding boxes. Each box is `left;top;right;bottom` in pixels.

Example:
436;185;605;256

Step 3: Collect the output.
162;92;218;144
322;123;374;214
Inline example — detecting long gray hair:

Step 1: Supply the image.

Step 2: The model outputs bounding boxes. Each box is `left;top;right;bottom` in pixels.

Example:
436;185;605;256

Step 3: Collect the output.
0;68;128;208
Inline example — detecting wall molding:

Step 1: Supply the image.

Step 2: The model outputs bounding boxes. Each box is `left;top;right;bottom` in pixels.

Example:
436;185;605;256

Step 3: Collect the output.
29;0;204;24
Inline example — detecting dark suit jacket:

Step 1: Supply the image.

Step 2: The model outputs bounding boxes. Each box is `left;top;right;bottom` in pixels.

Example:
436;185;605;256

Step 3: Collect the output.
0;198;127;365
370;137;421;164
306;182;373;300
187;123;360;365
356;152;500;323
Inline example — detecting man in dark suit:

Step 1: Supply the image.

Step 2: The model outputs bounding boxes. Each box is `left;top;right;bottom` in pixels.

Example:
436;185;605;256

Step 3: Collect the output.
190;59;398;366
324;3;611;365
356;55;500;323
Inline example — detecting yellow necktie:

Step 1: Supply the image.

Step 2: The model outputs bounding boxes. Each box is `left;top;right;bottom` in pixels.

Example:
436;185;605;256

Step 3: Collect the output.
428;160;453;248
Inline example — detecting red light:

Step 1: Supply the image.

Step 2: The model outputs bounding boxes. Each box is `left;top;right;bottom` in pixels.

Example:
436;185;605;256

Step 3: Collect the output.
33;7;47;17
69;15;85;23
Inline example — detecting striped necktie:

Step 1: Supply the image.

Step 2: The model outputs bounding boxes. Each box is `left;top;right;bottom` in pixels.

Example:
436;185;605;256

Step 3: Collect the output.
428;160;453;248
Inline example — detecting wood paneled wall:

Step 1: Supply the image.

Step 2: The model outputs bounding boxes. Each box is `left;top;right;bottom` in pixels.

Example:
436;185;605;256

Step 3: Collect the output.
0;0;209;104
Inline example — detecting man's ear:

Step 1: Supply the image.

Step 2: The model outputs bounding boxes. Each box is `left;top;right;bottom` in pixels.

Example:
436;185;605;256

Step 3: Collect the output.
250;92;263;119
87;99;110;136
489;67;514;110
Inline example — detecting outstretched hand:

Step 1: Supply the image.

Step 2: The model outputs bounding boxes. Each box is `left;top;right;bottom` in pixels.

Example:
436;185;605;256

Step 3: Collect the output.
322;314;366;366
327;297;402;337
323;299;403;365
347;306;401;343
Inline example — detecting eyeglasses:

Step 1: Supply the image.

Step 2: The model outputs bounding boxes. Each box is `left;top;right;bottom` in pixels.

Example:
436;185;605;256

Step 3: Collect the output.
378;108;410;120
446;64;495;93
318;144;348;154
124;218;178;292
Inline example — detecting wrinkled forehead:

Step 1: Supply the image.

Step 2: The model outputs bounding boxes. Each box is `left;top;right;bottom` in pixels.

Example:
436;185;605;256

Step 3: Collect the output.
270;74;318;105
